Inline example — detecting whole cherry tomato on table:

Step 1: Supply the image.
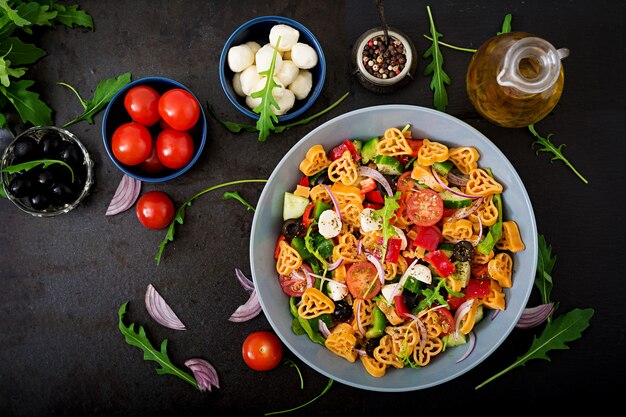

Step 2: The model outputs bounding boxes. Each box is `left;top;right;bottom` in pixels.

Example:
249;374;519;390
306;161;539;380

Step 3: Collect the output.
135;191;175;230
156;128;194;169
124;85;161;126
111;122;152;166
242;331;283;371
158;88;200;131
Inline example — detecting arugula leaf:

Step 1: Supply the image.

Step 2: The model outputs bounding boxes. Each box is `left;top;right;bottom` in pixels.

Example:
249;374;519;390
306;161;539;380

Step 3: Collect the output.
497;13;513;35
0;0;30;27
60;72;132;126
423;13;513;53
423;5;451;112
476;192;503;254
0;79;52;126
265;378;334;416
475;307;594;389
205;102;257;133
0;45;27;87
50;3;94;29
117;302;199;390
0;37;46;65
416;277;449;311
155;179;267;265
528;124;588;184
536;234;556;305
283;358;304;389
373;192;401;251
223;191;255;212
289;296;325;346
252;37;281;142
0;158;74;182
273;92;350;133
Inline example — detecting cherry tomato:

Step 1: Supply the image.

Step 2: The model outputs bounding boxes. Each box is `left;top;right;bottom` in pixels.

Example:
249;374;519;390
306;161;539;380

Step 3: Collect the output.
124;85;161;126
242;331;283;371
135;190;175;230
156;128;194;169
158;88;200;131
405;189;444;226
138;143;166;174
435;306;455;335
278;265;315;297
346;261;381;300
111;122;152;166
395;171;419;194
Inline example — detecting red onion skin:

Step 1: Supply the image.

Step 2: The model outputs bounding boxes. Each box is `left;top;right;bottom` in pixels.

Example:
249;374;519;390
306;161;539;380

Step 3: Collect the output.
106;175;141;216
145;284;187;330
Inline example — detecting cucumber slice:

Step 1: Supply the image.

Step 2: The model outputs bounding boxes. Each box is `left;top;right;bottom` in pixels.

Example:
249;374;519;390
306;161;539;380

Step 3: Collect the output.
374;155;404;175
442;332;467;347
283;192;310;220
433;160;454;176
361;137;379;164
439;188;473;209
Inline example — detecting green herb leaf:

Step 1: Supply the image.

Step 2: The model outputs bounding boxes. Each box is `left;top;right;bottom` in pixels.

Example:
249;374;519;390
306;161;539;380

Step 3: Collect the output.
536;234;556;305
205;102;258;133
497;13;513;35
373;192;401;251
528;124;588;184
60;72;132;126
423;5;451;112
223;191;255;212
0;79;52;126
273;92;350;133
289;296;326;346
252;37;281;142
422;34;477;53
0;37;46;65
117;302;199;390
265;378;334;416
50;3;94;30
475;307;594;389
283;358;304;389
476;192;503;255
0;158;74;182
0;0;31;27
155;179;267;265
416;277;449;311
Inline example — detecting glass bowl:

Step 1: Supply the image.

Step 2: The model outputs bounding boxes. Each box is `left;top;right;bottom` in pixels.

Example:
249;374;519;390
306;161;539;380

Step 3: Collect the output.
1;126;94;217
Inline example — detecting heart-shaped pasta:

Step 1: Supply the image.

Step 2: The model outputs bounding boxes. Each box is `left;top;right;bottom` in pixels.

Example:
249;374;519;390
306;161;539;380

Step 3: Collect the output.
298;287;335;319
376;127;412;156
448;146;479;174
417;139;449;166
275;240;302;275
299;144;332;176
328;150;359;185
465;168;503;196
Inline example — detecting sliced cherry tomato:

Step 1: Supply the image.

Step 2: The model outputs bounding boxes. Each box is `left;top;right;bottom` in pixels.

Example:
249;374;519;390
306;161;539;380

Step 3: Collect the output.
405;189;444;226
384;237;402;264
406;139;424;157
446;295;466;312
158;88;200;131
156;128;194;169
138;143;166;174
434;306;455;335
424;249;455;278
395;171;419;194
365;189;385;204
413;225;442;252
394;294;411;318
471;263;490;279
346;261;381;300
135;191;175;230
465;278;491;298
242;331;283;371
111;122;152;166
278;265;314;297
124;85;161;126
301;202;314;229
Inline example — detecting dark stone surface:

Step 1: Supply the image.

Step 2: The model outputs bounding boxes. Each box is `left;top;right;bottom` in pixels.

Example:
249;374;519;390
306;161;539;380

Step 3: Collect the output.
1;0;624;415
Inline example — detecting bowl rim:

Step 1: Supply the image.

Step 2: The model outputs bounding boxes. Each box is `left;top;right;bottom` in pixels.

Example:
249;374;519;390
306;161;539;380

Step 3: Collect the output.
101;76;207;183
250;104;538;391
218;15;327;122
1;125;94;217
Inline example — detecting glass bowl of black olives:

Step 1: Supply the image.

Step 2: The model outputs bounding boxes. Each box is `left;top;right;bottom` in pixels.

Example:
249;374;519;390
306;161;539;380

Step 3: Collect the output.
1;126;94;217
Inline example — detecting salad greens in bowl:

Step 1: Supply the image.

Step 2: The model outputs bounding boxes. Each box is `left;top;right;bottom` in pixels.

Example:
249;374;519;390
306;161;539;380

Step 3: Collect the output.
250;105;537;391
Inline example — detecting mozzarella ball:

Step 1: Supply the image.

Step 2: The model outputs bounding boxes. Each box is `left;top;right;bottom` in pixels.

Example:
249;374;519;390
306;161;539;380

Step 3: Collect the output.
269;24;300;52
291;42;318;69
232;72;245;97
244;41;262;55
245;94;261;110
252;76;285;99
239;65;263;96
273;89;295;115
227;44;254;72
276;60;300;87
255;44;283;75
288;70;313;100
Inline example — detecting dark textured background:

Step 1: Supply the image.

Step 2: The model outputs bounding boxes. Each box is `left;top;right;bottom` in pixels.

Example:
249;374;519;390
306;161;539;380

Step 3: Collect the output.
1;0;624;415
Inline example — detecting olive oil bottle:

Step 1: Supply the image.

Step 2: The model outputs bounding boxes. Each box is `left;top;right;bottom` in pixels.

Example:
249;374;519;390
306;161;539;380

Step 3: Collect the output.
466;32;569;128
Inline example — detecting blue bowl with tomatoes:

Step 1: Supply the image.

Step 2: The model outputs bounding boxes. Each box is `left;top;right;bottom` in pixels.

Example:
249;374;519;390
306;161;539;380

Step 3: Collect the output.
102;76;207;183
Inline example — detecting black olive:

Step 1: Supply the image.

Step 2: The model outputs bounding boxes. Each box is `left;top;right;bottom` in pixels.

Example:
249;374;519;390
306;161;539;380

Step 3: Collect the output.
29;193;51;210
39;132;63;156
51;182;77;204
312;171;332;186
8;176;35;198
12;136;39;160
48;164;71;184
403;291;419;311
35;169;55;189
453;240;474;262
59;143;82;166
364;337;381;358
331;299;352;322
281;219;303;239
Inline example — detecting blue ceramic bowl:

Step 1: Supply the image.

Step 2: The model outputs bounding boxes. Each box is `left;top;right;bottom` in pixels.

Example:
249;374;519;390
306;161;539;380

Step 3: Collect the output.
102;77;207;183
219;16;326;122
250;105;538;392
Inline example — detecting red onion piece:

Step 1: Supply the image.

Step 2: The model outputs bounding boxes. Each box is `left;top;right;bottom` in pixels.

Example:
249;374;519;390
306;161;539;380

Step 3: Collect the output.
365;252;385;284
516;302;555;329
452;299;475;340
105;174;141;216
184;358;220;392
322;184;342;222
327;258;344;271
357;166;393;196
356;348;367;356
318;320;331;338
455;331;476;363
451;197;483;220
431;167;480;199
234;268;254;293
491;309;501;320
447;168;469;187
229;288;262;322
357;238;363;255
355;300;366;336
145;284;186;330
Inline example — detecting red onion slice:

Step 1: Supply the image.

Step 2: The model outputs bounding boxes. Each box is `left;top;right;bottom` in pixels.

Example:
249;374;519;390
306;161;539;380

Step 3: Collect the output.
105;174;141;216
491;309;501;320
406;313;428;352
355;300;366;336
516;302;555;329
322;184;342;222
234;268;255;293
451;197;483;220
318;320;331;338
455;331;476;363
357;166;393;196
145;284;187;330
356;348;367;356
365;252;385;284
327;258;344;271
229;288;262;322
431;167;480;200
452;299;475;340
184;358;220;392
447;168;469;187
